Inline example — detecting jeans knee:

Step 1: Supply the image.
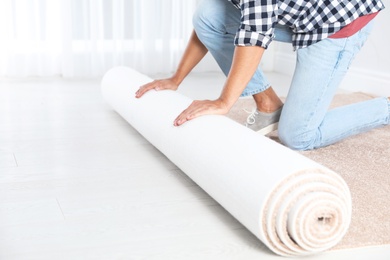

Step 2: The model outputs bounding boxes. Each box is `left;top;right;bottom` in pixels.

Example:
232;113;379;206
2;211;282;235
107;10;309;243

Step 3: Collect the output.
192;0;225;36
278;126;317;151
192;13;203;37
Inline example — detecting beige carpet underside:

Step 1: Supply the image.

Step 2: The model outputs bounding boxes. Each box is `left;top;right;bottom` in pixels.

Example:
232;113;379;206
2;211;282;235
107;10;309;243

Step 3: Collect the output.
227;92;390;250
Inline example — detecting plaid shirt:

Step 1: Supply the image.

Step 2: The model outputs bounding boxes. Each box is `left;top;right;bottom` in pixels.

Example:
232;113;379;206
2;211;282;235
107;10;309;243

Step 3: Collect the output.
228;0;385;49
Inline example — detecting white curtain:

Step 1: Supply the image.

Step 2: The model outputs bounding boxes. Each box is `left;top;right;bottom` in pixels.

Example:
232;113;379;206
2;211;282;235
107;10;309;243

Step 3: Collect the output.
0;0;198;78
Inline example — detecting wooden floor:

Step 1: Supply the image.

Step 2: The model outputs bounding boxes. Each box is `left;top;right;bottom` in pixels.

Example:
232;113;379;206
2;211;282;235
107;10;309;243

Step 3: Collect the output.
1;73;389;259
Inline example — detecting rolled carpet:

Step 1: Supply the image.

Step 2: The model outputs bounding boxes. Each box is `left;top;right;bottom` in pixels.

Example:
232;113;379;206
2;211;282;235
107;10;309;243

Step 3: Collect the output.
101;66;352;256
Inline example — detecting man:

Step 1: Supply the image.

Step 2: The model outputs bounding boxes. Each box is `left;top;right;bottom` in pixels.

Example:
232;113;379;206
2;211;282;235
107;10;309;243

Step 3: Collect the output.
136;0;389;150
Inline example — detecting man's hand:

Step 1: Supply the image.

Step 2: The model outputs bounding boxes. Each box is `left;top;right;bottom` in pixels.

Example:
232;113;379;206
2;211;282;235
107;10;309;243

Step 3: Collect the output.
135;78;179;98
172;46;265;126
173;99;230;126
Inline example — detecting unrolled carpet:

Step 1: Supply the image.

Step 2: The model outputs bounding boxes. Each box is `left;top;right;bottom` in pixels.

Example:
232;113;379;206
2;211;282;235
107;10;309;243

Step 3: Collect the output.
227;93;390;250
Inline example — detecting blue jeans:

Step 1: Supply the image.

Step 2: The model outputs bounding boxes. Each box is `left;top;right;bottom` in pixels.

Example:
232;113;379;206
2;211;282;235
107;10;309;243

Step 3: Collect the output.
193;0;390;150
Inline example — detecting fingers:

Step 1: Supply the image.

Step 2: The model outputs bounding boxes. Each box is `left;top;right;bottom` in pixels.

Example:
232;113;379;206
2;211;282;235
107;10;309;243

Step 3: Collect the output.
174;109;194;126
174;100;223;126
173;101;199;126
135;81;160;98
135;78;178;98
173;111;194;126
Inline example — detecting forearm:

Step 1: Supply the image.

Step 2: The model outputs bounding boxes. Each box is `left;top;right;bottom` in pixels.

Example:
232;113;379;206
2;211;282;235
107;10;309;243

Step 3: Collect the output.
219;46;265;109
171;30;208;85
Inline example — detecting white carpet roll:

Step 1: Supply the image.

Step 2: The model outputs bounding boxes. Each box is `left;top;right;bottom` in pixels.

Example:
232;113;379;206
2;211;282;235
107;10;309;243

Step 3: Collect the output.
101;66;352;256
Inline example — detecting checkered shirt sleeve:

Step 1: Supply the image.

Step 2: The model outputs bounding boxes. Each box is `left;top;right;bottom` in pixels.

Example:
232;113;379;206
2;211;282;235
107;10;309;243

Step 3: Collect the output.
235;0;278;49
229;0;385;49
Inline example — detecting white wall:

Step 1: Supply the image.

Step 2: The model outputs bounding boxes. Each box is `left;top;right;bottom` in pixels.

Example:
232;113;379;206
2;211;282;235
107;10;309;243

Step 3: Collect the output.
273;1;390;96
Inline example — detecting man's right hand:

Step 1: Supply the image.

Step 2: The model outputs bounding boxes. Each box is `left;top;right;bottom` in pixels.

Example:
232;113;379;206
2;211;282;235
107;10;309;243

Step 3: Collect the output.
135;78;179;98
